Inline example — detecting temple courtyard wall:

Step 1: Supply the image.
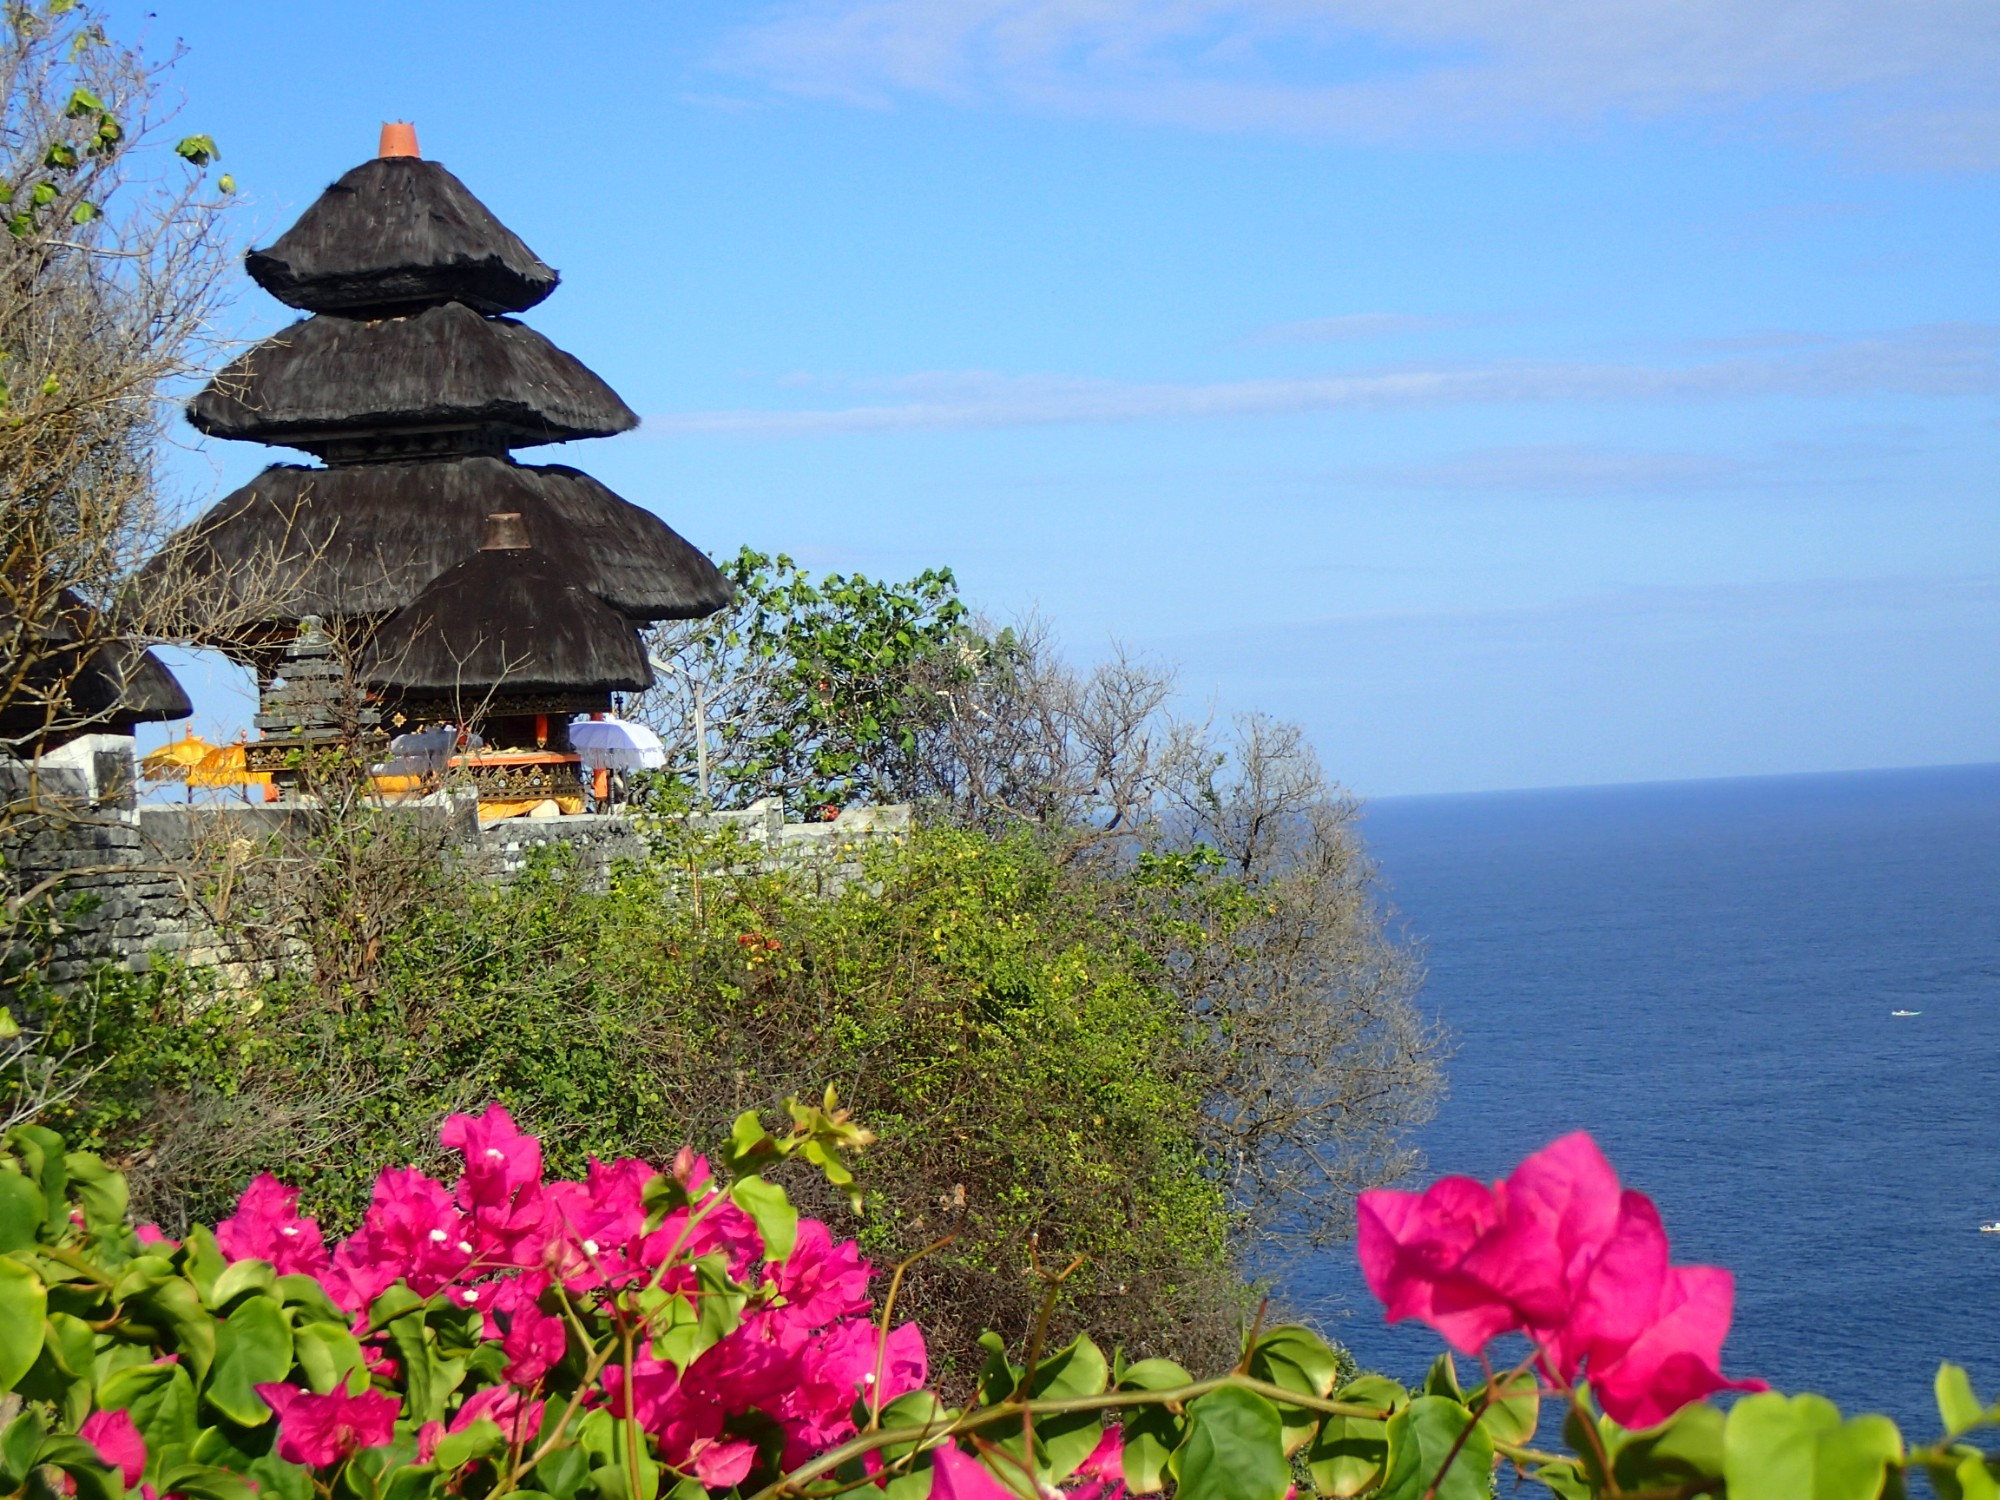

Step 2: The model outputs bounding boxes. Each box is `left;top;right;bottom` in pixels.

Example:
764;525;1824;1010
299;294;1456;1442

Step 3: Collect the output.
2;737;910;986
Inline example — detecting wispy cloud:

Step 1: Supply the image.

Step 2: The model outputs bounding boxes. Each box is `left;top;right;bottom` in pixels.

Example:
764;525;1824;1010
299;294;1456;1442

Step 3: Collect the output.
643;324;2000;438
1252;312;1467;344
713;0;2000;169
1362;444;1749;494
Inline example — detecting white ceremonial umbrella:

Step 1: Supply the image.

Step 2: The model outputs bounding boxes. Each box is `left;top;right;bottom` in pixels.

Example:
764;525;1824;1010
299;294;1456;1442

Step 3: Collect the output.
569;716;667;770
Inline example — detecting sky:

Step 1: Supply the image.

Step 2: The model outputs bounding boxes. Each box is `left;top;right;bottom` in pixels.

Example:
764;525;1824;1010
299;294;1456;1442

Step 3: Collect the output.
139;0;2000;796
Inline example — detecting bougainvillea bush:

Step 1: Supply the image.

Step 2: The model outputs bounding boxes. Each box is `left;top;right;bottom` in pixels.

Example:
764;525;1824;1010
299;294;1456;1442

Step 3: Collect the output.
0;1112;1994;1500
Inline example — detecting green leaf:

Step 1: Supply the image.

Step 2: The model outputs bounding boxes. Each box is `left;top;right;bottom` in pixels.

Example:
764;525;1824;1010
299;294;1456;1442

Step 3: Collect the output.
367;1283;426;1328
1026;1334;1111;1483
99;1361;200;1455
294;1320;364;1394
387;1311;466;1426
68;200;96;224
128;1277;216;1383
530;1445;591;1500
174;135;219;167
9;1125;68;1225
1248;1326;1343;1456
434;1417;505;1471
245;1456;314;1500
1379;1395;1492;1500
0;1172;42;1251
160;1463;261;1500
1116;1357;1191;1493
1307;1376;1407;1500
1724;1392;1905;1500
1174;1387;1290;1500
178;1226;226;1303
206;1292;293;1425
1422;1352;1463;1402
1941;1364;1988;1437
1470;1367;1540;1447
277;1274;349;1325
0;1407;47;1489
64;88;104;117
1609;1400;1725;1493
1955;1453;2000;1500
210;1256;276;1310
729;1176;798;1263
0;1257;47;1388
35;1433;123;1500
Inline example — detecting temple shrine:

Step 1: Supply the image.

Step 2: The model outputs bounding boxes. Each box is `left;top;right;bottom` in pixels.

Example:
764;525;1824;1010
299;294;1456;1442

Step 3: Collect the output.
141;124;728;814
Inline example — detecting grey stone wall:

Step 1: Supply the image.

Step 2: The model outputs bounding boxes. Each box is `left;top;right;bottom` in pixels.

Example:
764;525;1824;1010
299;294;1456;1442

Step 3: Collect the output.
3;740;912;982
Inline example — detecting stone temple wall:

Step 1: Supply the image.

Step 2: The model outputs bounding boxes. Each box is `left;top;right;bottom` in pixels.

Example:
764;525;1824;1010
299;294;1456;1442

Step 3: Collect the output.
2;739;911;985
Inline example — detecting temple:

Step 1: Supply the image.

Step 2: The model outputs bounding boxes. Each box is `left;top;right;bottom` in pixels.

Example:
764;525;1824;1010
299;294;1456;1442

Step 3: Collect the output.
141;124;729;813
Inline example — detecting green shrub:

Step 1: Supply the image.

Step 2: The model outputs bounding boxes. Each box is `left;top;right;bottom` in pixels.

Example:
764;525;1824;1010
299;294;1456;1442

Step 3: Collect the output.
70;824;1249;1382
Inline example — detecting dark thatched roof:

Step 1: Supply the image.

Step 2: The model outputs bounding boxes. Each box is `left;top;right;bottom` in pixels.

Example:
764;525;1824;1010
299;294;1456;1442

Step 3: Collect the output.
186;303;638;452
361;537;652;696
0;591;191;746
66;642;193;729
245;157;558;316
136;458;731;640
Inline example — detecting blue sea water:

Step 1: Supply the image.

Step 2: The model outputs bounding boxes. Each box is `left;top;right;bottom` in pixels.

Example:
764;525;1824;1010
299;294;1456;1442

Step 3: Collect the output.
1285;762;2000;1440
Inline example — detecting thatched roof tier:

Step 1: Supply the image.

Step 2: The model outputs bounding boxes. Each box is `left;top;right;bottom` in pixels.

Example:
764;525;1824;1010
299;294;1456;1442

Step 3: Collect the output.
138;458;730;639
0;591;191;746
68;643;194;729
361;523;652;696
186;303;638;453
245;157;558;315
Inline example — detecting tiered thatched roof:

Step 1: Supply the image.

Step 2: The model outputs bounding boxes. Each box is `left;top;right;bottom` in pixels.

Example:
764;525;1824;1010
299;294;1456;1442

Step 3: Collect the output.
188;304;637;452
144;459;731;635
246;157;557;315
145;126;731;718
362;516;650;696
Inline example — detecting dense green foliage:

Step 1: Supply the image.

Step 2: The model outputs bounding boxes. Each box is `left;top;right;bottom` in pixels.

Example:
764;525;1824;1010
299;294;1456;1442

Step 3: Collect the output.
38;822;1254;1379
639;548;969;817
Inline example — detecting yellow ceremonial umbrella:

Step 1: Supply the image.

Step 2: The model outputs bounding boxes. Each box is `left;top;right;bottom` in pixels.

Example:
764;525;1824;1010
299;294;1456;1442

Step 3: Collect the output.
140;734;213;782
189;742;272;794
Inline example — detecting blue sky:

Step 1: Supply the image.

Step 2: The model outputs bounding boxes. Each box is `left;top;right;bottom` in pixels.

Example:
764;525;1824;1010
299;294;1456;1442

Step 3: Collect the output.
144;1;2000;795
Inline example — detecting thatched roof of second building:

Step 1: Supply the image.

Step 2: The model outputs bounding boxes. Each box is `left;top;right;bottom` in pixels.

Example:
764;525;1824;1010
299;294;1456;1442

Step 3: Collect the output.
362;520;652;697
188;303;637;452
136;457;731;642
245;157;558;315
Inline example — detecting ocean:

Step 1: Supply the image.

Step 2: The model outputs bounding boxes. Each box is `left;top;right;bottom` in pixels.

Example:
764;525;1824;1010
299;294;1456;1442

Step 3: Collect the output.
1286;762;2000;1442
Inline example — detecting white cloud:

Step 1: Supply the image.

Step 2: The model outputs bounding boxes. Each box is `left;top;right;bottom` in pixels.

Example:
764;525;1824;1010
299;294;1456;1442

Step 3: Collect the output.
643;323;2000;437
715;0;2000;168
1252;312;1467;343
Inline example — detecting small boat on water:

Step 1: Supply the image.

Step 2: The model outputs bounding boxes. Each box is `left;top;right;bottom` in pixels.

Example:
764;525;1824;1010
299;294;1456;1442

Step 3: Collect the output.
1982;1222;2000;1234
1891;1009;1921;1017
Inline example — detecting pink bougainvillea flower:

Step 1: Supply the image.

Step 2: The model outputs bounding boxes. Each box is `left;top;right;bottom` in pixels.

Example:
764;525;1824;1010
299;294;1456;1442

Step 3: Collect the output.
418;1384;548;1460
134;1223;175;1250
1355;1173;1510;1354
215;1174;331;1279
772;1221;873;1327
330;1167;473;1305
928;1445;1018;1500
501;1302;567;1386
441;1104;542;1208
1357;1131;1763;1429
1458;1133;1626;1329
1583;1265;1767;1428
688;1438;758;1488
255;1384;399;1468
545;1156;655;1286
79;1409;146;1488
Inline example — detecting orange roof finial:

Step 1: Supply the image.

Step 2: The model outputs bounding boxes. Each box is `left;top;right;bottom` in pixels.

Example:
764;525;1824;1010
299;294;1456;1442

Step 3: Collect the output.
378;121;420;159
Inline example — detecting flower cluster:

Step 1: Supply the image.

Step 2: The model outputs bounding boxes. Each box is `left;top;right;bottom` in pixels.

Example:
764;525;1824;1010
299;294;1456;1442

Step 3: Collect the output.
212;1105;924;1484
1356;1131;1765;1427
